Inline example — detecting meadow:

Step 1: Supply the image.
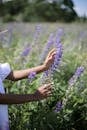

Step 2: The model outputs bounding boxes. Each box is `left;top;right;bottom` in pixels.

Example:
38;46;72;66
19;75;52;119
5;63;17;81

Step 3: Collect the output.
0;22;87;130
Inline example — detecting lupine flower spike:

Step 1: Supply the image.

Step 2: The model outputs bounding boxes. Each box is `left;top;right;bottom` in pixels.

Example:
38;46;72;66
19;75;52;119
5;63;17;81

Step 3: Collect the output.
40;29;63;85
54;101;62;113
68;66;84;87
28;72;36;83
63;66;84;106
39;33;54;64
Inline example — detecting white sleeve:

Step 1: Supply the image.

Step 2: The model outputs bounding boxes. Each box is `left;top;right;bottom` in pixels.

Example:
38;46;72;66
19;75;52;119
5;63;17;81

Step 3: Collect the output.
0;63;11;81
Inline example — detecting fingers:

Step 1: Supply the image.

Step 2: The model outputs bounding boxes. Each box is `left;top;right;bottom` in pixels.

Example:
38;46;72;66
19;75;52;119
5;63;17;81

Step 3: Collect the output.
44;48;56;67
43;83;52;94
49;48;56;54
44;83;51;88
36;83;53;100
45;89;52;97
44;87;52;93
48;48;56;57
43;83;52;89
46;48;55;59
49;52;56;60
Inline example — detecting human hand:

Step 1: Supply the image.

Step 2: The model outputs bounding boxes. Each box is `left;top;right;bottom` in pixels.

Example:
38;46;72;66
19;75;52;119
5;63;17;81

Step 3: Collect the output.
43;48;56;70
33;83;52;101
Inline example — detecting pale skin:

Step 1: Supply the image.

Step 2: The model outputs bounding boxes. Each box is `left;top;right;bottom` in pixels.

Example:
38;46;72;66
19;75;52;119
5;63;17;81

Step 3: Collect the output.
0;49;56;104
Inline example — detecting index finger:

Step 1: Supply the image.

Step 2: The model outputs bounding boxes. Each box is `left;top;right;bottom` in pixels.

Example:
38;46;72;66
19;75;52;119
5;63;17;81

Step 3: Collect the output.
48;48;56;56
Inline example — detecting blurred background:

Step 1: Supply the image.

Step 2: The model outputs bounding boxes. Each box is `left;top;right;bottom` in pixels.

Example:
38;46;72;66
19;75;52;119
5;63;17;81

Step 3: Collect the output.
0;0;87;22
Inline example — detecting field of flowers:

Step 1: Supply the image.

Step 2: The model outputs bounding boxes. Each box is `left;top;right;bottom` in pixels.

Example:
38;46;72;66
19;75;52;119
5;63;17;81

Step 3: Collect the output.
0;22;87;130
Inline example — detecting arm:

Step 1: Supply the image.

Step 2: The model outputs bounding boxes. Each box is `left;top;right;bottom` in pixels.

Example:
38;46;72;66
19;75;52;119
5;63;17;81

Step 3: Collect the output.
7;65;47;81
0;83;52;104
7;49;56;81
0;93;37;104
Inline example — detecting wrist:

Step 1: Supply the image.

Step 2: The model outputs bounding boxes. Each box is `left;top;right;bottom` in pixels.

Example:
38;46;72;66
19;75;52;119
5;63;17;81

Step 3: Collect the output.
42;64;48;71
31;93;40;101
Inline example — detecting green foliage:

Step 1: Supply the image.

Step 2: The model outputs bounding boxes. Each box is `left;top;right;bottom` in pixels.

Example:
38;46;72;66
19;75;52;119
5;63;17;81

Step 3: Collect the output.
0;0;78;22
2;14;15;22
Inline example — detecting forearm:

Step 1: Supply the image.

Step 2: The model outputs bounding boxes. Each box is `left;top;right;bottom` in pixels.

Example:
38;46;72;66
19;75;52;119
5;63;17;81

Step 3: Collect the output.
7;49;56;81
7;65;46;81
0;93;38;104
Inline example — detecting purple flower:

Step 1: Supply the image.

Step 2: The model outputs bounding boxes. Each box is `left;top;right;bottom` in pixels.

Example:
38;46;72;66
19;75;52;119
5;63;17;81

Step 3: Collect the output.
39;33;54;64
55;28;64;47
49;28;63;73
75;66;84;77
47;33;54;48
68;66;84;86
50;42;63;73
40;29;63;84
54;101;62;112
44;70;49;77
28;72;36;83
21;47;31;57
33;24;42;43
